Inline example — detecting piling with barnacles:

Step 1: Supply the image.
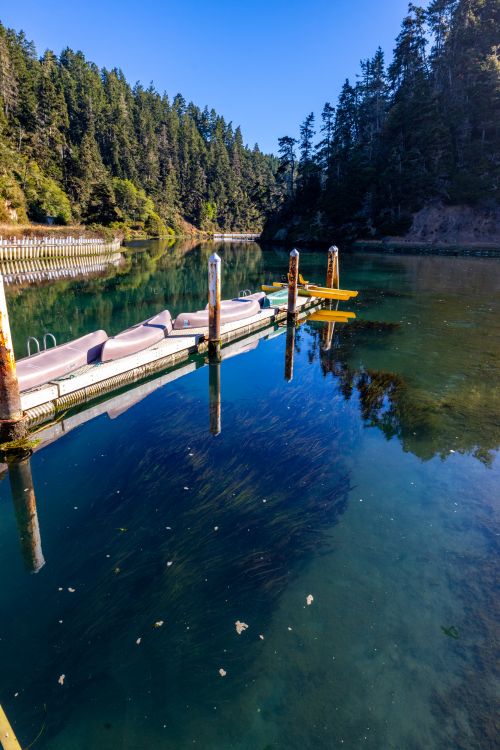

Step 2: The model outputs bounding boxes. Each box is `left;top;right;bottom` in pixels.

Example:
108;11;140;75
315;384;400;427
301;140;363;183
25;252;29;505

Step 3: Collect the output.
208;253;222;361
326;245;339;289
0;274;26;444
287;249;299;321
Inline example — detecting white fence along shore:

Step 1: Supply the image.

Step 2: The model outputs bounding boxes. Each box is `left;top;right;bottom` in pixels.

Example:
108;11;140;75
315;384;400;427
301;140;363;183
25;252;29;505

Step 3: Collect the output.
0;236;121;260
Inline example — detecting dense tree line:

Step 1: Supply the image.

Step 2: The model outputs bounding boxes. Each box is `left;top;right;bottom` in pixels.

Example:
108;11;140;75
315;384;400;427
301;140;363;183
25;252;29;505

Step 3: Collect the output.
0;22;280;233
269;0;499;241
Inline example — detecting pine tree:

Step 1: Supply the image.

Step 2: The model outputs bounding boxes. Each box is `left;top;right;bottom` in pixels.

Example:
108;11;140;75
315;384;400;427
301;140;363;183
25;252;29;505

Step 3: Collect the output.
0;19;278;230
315;102;335;176
277;135;297;198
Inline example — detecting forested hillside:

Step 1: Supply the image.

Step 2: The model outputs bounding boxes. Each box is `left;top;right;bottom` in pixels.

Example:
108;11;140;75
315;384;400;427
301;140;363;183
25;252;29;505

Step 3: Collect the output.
0;21;279;234
267;0;499;243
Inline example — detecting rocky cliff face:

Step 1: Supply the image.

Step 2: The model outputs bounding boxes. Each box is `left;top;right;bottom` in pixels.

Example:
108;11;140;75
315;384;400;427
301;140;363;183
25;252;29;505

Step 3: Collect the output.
401;203;500;246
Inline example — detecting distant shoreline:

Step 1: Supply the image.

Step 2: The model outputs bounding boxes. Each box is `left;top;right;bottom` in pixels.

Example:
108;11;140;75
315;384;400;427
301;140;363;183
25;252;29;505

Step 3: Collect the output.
352;239;500;257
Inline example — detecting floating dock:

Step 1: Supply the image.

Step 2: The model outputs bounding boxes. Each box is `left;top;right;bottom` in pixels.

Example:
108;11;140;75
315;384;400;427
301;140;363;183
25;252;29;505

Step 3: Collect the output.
0;245;356;442
22;294;320;429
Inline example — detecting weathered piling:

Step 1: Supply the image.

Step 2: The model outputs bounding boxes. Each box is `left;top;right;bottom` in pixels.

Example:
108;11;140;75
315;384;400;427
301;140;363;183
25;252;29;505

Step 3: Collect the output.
326;245;339;289
208;252;221;360
8;456;45;573
0;704;22;750
0;274;26;443
209;361;221;436
287;249;299;321
284;322;296;382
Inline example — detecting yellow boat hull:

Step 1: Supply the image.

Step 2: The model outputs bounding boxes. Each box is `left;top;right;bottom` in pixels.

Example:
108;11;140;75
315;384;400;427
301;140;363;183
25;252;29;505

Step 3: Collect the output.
266;281;358;300
307;310;356;322
297;288;355;301
308;284;358;298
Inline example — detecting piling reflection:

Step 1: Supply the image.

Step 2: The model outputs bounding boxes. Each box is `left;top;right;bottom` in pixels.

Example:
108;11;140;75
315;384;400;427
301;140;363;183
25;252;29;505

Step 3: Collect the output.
8;456;45;573
208;361;221;436
284;323;296;382
321;320;335;351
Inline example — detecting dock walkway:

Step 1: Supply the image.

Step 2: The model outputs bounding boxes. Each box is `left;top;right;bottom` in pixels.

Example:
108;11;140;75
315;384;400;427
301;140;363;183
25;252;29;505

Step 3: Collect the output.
22;295;319;428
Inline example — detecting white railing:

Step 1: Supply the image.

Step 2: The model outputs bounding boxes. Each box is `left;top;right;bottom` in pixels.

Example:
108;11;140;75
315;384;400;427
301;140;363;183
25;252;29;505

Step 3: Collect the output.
212;233;261;241
0;236;121;260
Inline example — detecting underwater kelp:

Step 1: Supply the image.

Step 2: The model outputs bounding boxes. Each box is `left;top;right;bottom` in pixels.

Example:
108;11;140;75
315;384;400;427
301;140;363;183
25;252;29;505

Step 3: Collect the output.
2;381;350;748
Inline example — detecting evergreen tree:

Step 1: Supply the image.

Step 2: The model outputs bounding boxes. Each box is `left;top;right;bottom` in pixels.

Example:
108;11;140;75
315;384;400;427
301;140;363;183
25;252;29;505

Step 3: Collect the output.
267;0;499;241
277;135;297;198
298;112;316;188
0;20;278;231
315;102;335;176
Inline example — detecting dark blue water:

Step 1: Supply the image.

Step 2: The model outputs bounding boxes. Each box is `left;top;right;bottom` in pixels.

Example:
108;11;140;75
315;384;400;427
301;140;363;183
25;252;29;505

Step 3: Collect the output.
0;242;498;749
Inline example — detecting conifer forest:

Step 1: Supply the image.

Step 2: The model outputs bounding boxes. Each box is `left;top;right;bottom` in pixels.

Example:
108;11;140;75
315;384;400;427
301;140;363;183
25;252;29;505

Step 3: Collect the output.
0;0;498;240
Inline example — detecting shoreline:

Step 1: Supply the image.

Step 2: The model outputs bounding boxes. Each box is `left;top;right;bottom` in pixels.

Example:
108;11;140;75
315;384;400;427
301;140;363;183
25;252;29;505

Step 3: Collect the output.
352;239;500;257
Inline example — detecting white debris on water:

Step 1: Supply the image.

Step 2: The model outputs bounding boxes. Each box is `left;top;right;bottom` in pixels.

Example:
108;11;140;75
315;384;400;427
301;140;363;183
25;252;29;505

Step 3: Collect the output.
219;668;227;677
58;675;65;686
235;621;248;635
306;594;314;606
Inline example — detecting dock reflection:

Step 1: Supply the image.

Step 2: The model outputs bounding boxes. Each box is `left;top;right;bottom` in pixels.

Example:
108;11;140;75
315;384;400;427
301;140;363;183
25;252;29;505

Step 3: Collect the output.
8;456;45;573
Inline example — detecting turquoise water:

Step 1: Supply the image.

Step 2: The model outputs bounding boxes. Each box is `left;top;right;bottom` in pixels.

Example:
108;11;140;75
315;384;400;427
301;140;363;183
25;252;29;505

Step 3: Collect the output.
0;241;499;749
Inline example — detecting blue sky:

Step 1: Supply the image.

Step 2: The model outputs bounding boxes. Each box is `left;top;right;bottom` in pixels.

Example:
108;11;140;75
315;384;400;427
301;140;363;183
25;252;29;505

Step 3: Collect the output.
2;0;414;153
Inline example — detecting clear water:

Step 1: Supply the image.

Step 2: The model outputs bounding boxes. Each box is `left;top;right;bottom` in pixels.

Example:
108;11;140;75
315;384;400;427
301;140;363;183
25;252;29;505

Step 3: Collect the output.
0;241;498;750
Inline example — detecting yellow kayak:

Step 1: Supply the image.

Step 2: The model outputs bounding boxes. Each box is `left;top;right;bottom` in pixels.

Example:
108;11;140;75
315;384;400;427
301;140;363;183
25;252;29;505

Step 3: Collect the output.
271;281;358;296
308;284;358;298
263;283;356;301
298;287;356;301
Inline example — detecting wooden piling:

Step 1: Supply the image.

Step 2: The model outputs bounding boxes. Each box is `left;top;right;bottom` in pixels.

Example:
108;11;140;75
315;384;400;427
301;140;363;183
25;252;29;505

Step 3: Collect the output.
287;249;299;321
208;252;221;360
0;274;26;443
284;322;296;382
326;245;339;289
8;456;45;573
0;704;22;750
208;361;221;436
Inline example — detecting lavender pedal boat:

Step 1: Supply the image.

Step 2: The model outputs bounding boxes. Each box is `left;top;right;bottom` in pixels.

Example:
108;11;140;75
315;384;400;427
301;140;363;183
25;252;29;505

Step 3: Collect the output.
173;293;264;330
101;310;173;363
17;330;108;392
